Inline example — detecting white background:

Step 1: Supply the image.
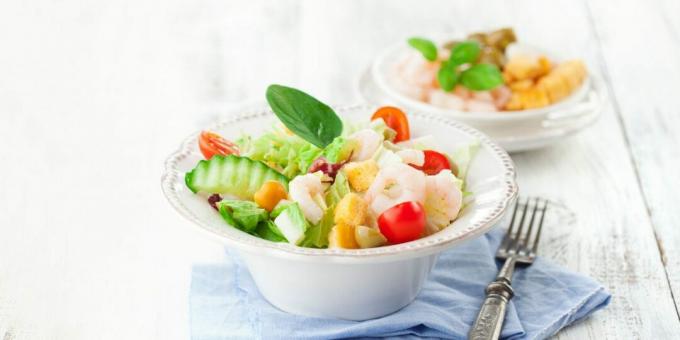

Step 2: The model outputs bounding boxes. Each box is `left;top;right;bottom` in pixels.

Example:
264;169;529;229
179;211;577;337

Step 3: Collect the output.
1;0;679;339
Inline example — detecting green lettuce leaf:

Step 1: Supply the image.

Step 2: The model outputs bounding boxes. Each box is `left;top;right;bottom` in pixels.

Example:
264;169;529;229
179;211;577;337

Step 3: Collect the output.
236;126;323;178
322;137;357;164
324;172;350;207
218;200;269;232
299;207;335;248
255;220;287;242
274;202;310;245
270;200;293;218
448;140;480;190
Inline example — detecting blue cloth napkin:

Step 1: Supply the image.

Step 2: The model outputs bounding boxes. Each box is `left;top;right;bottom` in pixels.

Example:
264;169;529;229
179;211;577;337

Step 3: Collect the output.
190;229;610;340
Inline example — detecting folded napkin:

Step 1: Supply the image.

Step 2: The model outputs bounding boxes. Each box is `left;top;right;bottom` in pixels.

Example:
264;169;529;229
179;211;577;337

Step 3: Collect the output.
190;228;610;340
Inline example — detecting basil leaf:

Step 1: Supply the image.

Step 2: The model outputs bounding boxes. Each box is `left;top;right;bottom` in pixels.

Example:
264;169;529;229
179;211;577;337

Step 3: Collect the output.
449;41;481;66
460;63;503;91
407;37;438;61
266;84;343;148
437;62;459;92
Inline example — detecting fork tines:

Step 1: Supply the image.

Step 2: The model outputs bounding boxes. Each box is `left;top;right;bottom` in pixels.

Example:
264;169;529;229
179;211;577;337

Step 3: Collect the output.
499;197;549;260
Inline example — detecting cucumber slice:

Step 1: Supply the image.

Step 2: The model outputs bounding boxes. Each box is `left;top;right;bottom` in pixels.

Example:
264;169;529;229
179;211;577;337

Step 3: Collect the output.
185;155;288;199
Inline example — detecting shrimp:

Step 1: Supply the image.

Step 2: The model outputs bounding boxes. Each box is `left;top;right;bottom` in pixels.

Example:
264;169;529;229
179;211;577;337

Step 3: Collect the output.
429;89;465;110
288;173;326;224
466;99;498;112
396;149;424;166
491;86;512;109
349;129;382;162
397;53;439;88
472;90;494;102
392;52;441;101
467;90;498;112
364;163;426;216
424;170;463;234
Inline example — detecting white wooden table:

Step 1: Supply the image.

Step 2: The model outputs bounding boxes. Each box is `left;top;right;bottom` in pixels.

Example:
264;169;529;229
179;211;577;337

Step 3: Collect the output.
1;0;679;339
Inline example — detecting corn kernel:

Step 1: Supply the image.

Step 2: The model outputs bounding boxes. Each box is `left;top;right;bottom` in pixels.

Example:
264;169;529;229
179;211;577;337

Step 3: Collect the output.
253;180;288;212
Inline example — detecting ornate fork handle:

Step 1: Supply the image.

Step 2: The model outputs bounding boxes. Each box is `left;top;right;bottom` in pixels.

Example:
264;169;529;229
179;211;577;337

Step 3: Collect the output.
468;280;515;340
468;258;516;340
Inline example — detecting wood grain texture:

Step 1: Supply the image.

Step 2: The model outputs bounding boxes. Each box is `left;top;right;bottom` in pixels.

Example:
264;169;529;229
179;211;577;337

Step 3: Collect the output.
0;0;678;339
586;0;680;317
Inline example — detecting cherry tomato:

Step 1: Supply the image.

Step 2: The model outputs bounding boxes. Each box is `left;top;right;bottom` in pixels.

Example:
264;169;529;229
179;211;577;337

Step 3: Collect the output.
198;131;239;159
377;201;426;244
371;106;410;142
410;150;451;175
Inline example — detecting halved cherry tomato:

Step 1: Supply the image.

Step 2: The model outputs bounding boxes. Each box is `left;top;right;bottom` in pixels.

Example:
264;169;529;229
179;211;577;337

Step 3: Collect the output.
410;150;451;175
371;106;410;142
198;131;239;159
377;201;426;244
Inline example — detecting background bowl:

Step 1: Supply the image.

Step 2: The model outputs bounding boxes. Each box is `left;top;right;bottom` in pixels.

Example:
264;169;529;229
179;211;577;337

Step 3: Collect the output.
161;105;518;320
366;40;605;152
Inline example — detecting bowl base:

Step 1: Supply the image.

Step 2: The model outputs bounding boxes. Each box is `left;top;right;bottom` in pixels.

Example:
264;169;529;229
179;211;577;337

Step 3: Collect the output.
240;251;439;321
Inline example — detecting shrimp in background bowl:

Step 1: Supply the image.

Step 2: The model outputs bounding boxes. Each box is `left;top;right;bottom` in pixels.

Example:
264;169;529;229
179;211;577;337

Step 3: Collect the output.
390;28;588;113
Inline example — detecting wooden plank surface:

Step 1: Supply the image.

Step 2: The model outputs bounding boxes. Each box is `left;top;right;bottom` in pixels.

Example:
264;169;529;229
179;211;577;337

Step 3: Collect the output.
0;0;678;339
587;0;680;315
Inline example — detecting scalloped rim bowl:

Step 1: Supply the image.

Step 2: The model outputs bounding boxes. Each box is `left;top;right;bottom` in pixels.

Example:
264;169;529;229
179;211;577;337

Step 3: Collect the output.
161;105;518;320
162;105;517;263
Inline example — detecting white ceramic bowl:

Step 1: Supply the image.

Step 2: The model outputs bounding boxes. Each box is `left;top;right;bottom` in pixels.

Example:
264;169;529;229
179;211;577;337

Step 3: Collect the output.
161;105;518;320
368;40;605;152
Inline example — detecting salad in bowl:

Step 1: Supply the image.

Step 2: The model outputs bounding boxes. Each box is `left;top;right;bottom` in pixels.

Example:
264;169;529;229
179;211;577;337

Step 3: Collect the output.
162;85;517;319
185;85;478;249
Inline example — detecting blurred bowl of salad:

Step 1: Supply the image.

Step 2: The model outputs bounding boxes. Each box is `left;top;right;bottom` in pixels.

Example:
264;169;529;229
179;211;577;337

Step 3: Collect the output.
364;28;605;152
162;85;517;320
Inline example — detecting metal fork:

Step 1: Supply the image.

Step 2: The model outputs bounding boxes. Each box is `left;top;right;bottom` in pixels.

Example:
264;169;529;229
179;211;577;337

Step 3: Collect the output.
468;197;549;340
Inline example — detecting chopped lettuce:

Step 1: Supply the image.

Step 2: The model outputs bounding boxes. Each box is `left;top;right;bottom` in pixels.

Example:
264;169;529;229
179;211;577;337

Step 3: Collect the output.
236;126;323;178
270;199;293;218
322;137;357;164
218;200;269;233
255;220;287;242
448;140;480;187
274;203;310;245
451;174;464;191
324;172;350;207
299;207;335;248
300;172;350;248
